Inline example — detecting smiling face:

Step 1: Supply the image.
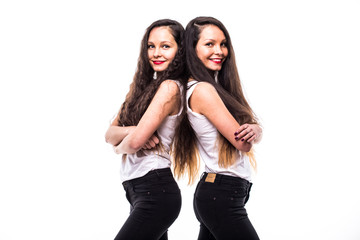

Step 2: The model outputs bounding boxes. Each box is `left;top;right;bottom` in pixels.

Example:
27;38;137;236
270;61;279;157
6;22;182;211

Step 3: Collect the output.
195;25;228;72
147;26;178;72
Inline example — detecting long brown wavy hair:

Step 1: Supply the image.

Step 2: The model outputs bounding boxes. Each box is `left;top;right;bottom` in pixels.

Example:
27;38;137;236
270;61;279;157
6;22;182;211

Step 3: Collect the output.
173;17;258;184
117;19;186;143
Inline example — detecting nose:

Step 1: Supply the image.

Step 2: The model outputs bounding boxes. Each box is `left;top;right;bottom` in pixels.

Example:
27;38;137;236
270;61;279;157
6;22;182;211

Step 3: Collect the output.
214;44;223;56
154;47;161;57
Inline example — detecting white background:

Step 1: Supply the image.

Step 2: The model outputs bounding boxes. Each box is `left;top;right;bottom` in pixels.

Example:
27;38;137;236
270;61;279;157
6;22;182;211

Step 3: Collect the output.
1;0;360;239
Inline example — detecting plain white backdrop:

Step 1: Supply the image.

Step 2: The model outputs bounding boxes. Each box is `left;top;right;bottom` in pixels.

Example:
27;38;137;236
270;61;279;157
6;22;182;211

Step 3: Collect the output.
1;0;360;239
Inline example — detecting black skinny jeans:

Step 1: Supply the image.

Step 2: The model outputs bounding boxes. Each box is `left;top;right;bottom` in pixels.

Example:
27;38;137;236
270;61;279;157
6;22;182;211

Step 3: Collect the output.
193;172;260;240
114;168;181;240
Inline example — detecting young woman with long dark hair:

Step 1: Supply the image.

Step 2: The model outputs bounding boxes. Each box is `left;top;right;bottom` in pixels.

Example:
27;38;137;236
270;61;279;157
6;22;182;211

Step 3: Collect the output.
173;17;262;239
105;19;186;240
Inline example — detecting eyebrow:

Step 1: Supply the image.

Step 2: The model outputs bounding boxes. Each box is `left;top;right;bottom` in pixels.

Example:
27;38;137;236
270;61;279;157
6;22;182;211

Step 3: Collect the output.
148;41;174;44
203;38;227;42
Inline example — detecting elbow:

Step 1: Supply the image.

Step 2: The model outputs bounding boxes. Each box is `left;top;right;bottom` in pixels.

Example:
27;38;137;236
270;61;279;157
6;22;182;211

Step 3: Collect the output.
243;146;252;153
114;139;140;155
237;142;252;153
105;130;120;146
105;130;111;143
115;134;144;154
126;138;143;153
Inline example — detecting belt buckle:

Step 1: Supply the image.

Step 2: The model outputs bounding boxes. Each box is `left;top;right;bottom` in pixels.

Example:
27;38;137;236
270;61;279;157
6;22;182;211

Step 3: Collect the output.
205;173;216;183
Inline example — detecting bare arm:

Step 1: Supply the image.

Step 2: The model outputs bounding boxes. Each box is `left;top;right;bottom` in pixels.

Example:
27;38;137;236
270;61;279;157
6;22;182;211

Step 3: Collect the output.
104;114;136;146
114;80;180;154
105;114;160;149
105;126;136;146
189;82;252;152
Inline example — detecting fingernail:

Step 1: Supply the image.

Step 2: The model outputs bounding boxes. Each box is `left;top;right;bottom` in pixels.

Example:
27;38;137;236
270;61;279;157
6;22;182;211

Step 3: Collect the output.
235;137;239;140
241;139;244;142
234;132;238;136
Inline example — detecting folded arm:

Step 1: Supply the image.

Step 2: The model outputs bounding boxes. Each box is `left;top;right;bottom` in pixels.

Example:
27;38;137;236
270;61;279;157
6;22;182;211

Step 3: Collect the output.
189;82;253;152
105;122;136;147
114;80;180;154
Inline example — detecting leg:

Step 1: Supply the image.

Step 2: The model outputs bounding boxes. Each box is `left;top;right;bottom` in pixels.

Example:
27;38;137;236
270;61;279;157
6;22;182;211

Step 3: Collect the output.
212;184;259;240
197;223;216;240
158;231;168;240
115;171;181;240
194;181;216;240
195;180;259;240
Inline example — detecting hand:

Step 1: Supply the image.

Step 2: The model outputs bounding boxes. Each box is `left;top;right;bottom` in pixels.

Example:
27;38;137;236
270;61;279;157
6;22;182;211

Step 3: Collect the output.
234;124;262;144
113;134;160;154
142;134;160;150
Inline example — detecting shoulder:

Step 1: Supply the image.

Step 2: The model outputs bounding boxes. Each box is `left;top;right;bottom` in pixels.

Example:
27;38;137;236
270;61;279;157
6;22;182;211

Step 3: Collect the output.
158;80;180;96
189;82;221;114
192;81;218;100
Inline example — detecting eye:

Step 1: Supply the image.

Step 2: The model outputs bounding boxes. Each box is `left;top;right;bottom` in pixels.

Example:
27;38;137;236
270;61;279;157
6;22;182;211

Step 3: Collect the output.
162;44;170;49
221;42;227;47
205;42;213;47
148;44;155;49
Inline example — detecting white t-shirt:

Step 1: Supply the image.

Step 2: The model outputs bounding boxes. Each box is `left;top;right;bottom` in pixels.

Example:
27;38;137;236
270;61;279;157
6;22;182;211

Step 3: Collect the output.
120;80;182;182
186;80;252;182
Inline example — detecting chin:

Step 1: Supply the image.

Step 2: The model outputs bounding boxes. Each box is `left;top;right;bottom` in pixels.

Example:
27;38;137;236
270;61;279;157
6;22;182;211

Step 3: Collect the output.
154;68;165;72
206;64;222;71
153;65;168;72
209;67;222;71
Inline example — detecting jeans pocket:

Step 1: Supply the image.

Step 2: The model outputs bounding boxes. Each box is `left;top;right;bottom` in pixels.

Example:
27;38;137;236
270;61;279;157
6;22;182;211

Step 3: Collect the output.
195;182;223;202
132;183;152;194
133;180;180;196
226;185;248;207
161;182;181;194
230;186;248;199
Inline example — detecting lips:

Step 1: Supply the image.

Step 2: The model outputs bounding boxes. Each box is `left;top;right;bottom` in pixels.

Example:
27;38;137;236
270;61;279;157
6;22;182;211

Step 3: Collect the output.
210;58;223;64
153;60;165;65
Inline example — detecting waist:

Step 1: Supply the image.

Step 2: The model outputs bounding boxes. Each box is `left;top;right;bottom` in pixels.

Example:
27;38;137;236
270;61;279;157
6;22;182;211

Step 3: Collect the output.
200;172;251;187
120;153;171;182
122;167;173;187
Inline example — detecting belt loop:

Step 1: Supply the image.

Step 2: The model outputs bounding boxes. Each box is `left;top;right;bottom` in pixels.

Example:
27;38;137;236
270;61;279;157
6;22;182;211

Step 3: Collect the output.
122;181;132;191
200;172;205;180
155;169;161;179
244;182;252;204
217;173;222;185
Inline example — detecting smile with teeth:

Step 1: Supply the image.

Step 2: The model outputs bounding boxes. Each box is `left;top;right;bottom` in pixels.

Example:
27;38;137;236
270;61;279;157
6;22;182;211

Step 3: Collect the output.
210;58;222;64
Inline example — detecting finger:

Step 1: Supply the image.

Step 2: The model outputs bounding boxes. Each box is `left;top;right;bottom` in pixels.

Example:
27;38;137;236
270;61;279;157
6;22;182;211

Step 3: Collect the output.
151;135;160;144
143;143;150;149
234;124;248;136
148;139;156;148
235;130;247;140
241;131;255;142
247;133;257;143
235;127;251;141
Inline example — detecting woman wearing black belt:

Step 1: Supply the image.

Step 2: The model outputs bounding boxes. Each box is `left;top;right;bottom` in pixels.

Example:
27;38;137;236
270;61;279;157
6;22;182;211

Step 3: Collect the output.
173;17;262;240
